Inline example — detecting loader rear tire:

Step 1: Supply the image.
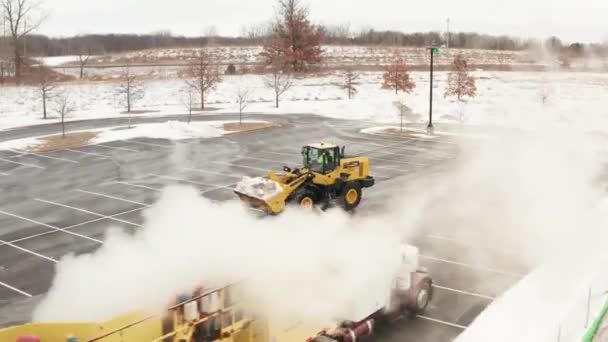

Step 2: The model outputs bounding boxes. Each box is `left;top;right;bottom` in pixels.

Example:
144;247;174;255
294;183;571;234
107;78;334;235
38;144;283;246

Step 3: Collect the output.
340;182;362;211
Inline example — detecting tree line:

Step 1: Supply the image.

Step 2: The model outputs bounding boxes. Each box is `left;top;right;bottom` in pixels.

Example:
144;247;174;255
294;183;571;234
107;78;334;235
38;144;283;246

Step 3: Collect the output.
9;31;604;58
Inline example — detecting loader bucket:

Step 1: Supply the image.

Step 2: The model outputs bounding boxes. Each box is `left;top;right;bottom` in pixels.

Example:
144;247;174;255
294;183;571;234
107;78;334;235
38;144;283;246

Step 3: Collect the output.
234;190;281;214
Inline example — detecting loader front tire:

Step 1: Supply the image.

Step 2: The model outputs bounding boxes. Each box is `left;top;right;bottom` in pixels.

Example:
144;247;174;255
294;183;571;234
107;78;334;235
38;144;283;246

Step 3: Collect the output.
295;190;316;209
340;182;362;211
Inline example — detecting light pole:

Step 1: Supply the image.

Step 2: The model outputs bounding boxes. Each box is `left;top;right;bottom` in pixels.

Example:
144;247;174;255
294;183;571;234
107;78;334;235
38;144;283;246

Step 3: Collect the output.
428;47;439;134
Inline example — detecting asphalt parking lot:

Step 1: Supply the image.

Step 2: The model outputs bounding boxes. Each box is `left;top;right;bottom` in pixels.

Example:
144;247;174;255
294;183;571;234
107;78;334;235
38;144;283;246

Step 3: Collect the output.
0;114;526;340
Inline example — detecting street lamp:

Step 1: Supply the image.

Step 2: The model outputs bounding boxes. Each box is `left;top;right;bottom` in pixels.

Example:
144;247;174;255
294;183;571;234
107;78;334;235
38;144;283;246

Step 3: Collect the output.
428;47;439;134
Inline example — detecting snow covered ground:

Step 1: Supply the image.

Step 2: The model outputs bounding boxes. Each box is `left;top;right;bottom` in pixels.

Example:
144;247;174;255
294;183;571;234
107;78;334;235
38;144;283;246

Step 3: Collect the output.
0;120;264;151
1;71;607;132
38;45;531;67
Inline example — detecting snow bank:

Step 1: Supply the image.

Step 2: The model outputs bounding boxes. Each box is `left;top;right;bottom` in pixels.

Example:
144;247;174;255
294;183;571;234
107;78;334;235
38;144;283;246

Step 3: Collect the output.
235;176;283;200
34;55;82;67
0;120;241;151
93;120;223;144
360;126;437;139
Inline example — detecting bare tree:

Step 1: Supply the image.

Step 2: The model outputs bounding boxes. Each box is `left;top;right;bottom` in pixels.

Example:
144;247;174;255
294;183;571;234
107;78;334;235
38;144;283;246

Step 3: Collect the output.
77;47;91;79
343;69;359;99
393;100;411;133
444;55;477;123
183;50;222;110
264;60;293;109
53;92;72;138
117;65;144;126
382;59;416;95
181;86;195;124
1;0;46;81
37;65;54;119
236;82;252;125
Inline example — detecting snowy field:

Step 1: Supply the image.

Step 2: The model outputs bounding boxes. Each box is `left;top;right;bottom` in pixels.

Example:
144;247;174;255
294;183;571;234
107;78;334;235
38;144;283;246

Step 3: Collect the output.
1;71;607;132
44;45;532;67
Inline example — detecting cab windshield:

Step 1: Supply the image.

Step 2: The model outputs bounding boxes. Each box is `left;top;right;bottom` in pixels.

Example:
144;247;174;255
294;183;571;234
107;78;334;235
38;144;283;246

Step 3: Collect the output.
303;146;336;173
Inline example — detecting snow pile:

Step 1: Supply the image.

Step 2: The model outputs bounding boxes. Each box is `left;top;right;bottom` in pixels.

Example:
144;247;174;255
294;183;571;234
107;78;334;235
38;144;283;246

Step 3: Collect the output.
34;55;82;67
0;137;44;151
93;121;224;144
235;176;283;200
360;126;437;139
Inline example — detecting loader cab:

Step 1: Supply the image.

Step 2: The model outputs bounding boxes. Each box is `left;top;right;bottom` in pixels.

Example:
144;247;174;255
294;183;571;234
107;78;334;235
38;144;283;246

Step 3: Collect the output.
302;143;342;174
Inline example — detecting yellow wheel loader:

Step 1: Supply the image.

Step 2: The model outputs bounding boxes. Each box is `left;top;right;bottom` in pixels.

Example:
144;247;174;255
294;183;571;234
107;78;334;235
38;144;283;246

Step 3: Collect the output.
234;142;375;214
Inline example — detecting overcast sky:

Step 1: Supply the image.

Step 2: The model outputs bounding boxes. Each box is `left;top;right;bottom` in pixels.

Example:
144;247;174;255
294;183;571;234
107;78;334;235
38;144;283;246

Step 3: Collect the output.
40;0;607;43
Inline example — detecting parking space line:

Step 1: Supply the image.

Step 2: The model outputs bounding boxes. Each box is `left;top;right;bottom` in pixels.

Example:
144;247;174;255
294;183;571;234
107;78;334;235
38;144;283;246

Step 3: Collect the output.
374;165;408;172
17;152;80;164
76;189;149;207
260;151;298;158
374;148;442;160
371;156;429;167
0;280;32;298
124;140;173;149
425;234;520;257
184;167;243;179
0;238;58;263
417;315;467;330
149;174;221;188
0;157;45;169
238;156;299;166
420;254;523;278
65;148;111;159
212;161;269;172
5;207;148;245
363;132;460;146
35;198;141;228
116;181;162;192
0;210;103;244
0;172;7;176
202;183;237;195
433;284;495;300
95;144;139;153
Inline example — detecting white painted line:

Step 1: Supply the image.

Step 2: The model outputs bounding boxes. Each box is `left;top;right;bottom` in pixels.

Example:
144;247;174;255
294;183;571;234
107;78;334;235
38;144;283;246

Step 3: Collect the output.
0;238;58;263
0;172;8;176
124;139;173;148
76;189;149;207
417;315;467;330
0;210;103;244
0;157;45;169
260;151;299;158
371;156;429;167
4;207;148;245
420;254;523;278
201;183;237;195
331;138;385;148
238;155;299;166
425;234;520;257
35;198;141;228
433;284;495;300
184;167;244;179
0;280;32;298
213;161;269;173
374;165;409;172
65;148;111;159
374;148;442;160
149;174;221;188
95;144;139;153
116;181;163;192
19;152;80;164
